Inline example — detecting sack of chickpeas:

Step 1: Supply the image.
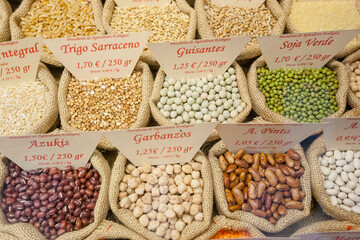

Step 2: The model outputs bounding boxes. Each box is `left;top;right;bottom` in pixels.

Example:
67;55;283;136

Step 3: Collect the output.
248;56;348;124
0;0;11;42
102;0;196;66
292;220;360;236
0;63;58;136
109;151;213;240
344;49;360;109
9;0;105;67
195;0;286;62
0;150;110;240
149;62;252;142
58;61;153;150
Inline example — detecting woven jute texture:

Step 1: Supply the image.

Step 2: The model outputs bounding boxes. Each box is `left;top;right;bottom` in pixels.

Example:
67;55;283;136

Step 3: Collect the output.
195;0;286;61
344;49;360;109
0;232;19;240
84;220;146;240
149;62;252;142
58;61;153;150
109;151;213;240
248;56;348;124
102;0;196;66
0;0;11;42
9;0;105;67
292;220;360;236
194;215;265;240
282;0;360;59
0;150;110;240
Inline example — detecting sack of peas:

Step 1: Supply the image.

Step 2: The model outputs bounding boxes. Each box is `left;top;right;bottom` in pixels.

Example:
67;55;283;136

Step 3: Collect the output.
344;49;360;109
10;0;105;67
195;0;286;62
58;61;153;150
0;0;11;42
102;0;196;66
248;56;348;124
0;150;111;240
292;220;360;236
149;62;252;142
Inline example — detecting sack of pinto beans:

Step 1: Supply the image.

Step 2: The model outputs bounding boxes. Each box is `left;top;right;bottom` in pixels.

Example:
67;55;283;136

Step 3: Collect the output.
248;56;348;124
10;0;105;67
292;220;360;236
0;0;11;42
344;49;360;109
208;138;311;232
0;150;110;240
102;0;196;66
109;151;213;240
58;61;153;150
149;62;252;142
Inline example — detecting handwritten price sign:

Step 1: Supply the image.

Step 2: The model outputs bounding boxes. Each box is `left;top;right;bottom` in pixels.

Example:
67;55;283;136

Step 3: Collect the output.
211;0;265;8
115;0;170;7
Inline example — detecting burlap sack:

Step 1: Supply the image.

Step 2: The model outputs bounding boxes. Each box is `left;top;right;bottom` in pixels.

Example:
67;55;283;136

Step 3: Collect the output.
344;49;360;109
194;215;265;240
58;61;153;150
282;0;360;59
109;151;213;240
0;0;11;42
208;141;312;232
292;220;360;236
149;62;252;142
102;0;196;66
0;150;110;240
0;232;19;240
248;56;348;124
195;0;286;61
84;220;146;240
9;0;105;67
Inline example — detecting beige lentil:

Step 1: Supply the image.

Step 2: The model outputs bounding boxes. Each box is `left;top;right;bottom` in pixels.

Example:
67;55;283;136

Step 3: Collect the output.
350;60;360;99
66;72;143;131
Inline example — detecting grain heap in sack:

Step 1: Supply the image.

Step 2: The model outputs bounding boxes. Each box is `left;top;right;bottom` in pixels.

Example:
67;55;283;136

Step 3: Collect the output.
10;0;105;66
58;61;153;150
103;0;196;66
0;0;11;42
109;151;213;240
344;49;360;109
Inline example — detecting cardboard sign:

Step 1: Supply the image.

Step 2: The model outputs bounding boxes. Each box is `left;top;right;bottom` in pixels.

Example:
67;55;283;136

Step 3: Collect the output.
0;37;42;87
258;30;360;70
44;33;149;81
103;123;217;166
148;37;251;79
0;132;102;170
211;0;265;8
323;117;360;151
217;123;325;154
115;0;171;7
293;231;360;240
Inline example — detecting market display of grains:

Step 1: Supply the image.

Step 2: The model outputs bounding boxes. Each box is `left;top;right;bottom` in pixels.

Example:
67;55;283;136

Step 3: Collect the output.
118;162;204;239
1;161;101;240
211;229;251;239
66;72;142;131
257;67;339;123
157;68;246;124
218;149;306;224
350;60;360;98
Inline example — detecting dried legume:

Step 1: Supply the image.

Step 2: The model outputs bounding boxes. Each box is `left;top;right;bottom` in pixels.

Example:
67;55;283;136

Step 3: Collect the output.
350;61;360;99
211;229;251;239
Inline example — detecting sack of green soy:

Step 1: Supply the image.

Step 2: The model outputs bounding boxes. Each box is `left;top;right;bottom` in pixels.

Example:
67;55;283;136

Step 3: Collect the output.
194;215;265;240
0;0;11;42
9;0;105;67
344;49;360;109
0;63;58;136
0;150;110;240
102;0;196;66
248;56;348;124
58;61;153;150
149;62;252;142
109;151;213;240
292;220;360;236
195;0;286;61
84;220;146;240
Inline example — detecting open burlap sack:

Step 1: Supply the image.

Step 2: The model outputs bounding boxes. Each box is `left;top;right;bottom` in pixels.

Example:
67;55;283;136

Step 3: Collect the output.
149;62;252;142
9;0;105;67
292;220;360;236
102;0;196;66
344;49;360;109
0;232;19;240
58;61;153;150
0;150;110;240
248;56;348;124
109;151;213;240
208;140;312;232
195;0;286;61
0;0;11;42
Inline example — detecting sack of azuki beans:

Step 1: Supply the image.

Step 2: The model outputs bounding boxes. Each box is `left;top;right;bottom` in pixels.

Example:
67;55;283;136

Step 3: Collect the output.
208;138;312;232
58;61;153;150
344;49;360;109
84;220;146;240
149;62;252;142
0;63;58;136
248;56;348;124
195;0;286;62
102;0;196;66
291;220;360;236
0;150;110;240
109;151;213;240
9;0;105;67
0;0;11;42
